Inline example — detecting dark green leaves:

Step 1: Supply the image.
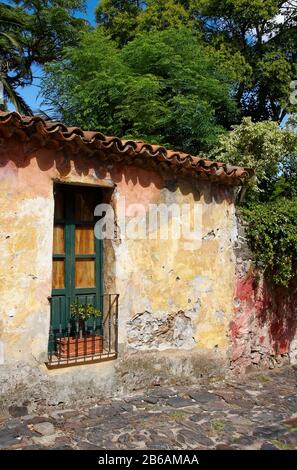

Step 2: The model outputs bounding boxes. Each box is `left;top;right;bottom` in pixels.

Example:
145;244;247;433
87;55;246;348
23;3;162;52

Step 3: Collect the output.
210;117;297;285
243;199;297;286
0;1;88;113
43;27;238;153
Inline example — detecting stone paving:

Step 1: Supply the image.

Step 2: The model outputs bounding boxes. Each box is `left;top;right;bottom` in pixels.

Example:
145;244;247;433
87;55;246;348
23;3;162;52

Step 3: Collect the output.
1;366;297;450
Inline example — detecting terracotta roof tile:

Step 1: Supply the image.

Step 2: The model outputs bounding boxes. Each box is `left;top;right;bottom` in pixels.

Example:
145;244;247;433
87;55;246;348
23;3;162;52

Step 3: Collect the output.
0;112;253;185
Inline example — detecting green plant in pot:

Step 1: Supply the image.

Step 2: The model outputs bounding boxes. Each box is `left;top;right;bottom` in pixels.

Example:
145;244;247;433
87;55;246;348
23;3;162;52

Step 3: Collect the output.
70;301;102;339
56;301;103;359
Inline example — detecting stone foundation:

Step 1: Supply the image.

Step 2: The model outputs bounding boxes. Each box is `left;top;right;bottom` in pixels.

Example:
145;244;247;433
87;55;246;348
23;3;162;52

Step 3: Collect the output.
0;349;226;415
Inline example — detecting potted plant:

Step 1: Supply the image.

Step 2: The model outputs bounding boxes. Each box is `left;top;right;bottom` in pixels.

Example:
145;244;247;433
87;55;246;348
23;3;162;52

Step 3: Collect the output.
56;301;103;358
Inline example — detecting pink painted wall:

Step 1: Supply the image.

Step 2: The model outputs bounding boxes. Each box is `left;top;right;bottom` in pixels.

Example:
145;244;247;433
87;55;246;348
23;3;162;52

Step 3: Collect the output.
230;251;297;372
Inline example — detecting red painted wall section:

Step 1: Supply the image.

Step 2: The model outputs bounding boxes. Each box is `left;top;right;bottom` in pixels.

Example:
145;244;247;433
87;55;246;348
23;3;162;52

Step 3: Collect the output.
230;268;297;372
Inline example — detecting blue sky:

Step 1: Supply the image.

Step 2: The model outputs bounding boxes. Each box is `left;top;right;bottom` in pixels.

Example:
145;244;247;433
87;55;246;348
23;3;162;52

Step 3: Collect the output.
77;0;98;25
11;0;99;113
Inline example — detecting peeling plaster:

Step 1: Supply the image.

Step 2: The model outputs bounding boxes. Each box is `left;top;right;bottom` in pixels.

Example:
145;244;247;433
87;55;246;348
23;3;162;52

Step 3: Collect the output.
127;309;197;350
0;143;239;405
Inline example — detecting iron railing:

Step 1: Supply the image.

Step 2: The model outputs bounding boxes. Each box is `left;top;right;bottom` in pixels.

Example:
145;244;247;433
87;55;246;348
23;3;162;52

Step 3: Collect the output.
47;293;119;367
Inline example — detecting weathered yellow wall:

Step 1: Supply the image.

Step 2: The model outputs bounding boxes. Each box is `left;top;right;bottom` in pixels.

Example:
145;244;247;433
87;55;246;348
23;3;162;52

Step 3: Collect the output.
113;169;237;354
0;143;237;374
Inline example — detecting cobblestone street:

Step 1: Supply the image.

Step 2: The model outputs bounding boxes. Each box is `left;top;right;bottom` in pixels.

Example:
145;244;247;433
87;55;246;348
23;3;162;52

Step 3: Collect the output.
1;366;297;450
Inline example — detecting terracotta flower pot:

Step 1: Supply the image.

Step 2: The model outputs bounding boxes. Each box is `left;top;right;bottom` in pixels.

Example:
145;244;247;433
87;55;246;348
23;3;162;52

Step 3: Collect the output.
56;335;103;358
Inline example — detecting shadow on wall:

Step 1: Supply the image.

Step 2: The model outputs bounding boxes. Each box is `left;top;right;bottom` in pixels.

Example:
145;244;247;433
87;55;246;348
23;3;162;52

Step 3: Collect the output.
0;137;235;205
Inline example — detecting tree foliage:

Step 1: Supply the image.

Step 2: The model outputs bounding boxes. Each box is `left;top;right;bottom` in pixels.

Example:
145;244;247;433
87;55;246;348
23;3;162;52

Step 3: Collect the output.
0;2;32;113
95;0;142;46
210;117;297;198
0;0;88;113
210;117;297;285
191;0;297;122
137;0;191;33
95;1;193;47
243;198;297;286
42;27;238;153
96;0;297;122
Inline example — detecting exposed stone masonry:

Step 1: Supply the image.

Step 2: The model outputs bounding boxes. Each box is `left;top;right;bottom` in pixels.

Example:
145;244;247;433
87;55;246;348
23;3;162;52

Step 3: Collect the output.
127;309;197;349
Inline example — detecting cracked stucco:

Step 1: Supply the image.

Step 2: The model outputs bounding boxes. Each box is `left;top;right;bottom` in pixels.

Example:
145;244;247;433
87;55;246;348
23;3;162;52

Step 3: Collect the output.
0;143;237;405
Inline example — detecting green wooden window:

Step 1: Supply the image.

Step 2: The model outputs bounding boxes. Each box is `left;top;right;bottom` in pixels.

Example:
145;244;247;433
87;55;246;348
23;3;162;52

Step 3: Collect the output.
49;184;103;351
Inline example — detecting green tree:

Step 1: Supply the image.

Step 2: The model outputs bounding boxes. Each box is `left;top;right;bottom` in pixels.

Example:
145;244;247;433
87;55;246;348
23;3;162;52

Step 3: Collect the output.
42;27;238;153
96;0;192;45
137;0;191;32
95;0;297;122
243;197;297;286
43;30;130;130
0;1;88;113
188;0;297;122
209;117;297;197
210;117;297;285
95;0;142;46
0;2;31;113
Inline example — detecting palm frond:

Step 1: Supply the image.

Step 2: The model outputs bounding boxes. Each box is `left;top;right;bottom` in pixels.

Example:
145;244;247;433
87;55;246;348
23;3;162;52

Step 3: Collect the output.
35;107;61;122
0;31;21;49
0;75;33;115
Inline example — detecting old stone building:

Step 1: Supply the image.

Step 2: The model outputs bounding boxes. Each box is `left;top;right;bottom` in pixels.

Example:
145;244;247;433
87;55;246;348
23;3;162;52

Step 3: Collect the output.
0;112;296;410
